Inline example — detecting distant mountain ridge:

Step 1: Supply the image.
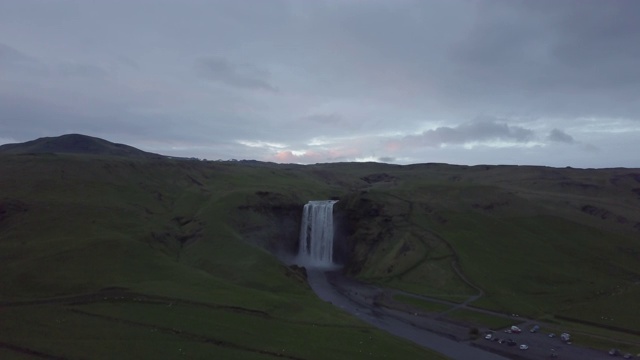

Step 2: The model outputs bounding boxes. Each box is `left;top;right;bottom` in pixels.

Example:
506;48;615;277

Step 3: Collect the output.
0;134;163;158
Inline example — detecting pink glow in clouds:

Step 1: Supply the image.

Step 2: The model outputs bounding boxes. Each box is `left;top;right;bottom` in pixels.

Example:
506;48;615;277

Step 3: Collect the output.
270;147;363;164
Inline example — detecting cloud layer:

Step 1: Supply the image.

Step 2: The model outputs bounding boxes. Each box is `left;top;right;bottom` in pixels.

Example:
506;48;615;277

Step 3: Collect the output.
393;121;535;149
196;57;277;92
0;0;638;167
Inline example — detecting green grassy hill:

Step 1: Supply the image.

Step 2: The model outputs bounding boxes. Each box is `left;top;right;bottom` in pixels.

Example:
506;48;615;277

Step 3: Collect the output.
330;163;640;332
1;142;639;358
0;134;162;158
0;154;443;360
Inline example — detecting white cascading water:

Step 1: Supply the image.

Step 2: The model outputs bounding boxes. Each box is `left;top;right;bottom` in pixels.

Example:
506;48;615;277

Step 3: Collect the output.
297;200;338;267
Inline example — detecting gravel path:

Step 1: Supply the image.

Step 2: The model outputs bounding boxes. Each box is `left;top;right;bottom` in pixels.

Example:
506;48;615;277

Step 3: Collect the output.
307;269;511;360
308;269;625;360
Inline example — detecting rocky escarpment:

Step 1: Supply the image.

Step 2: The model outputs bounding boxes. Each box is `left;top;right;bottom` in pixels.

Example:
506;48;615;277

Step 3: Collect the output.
333;192;397;274
234;191;305;256
227;187;402;272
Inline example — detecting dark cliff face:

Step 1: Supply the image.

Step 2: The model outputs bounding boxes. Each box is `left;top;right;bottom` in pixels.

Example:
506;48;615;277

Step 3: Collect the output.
333;193;394;274
232;191;380;271
233;167;640;278
234;191;303;258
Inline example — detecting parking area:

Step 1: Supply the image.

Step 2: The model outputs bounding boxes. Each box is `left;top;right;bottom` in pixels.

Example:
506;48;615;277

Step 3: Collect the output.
476;324;637;359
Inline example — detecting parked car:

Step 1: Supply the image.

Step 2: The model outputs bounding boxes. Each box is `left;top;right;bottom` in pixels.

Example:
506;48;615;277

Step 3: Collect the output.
609;348;620;356
548;333;556;338
519;344;529;350
530;325;540;333
485;334;493;340
623;354;633;359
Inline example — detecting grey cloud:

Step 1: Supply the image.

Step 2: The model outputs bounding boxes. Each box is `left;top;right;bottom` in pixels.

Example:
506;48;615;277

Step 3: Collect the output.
0;42;48;75
195;57;277;92
529;0;640;77
444;0;640;118
1;42;107;80
582;143;600;152
400;121;535;148
0;90;224;146
0;93;146;141
300;113;362;132
295;0;640;119
57;62;109;79
547;129;575;144
0;42;32;64
305;113;343;125
116;56;140;71
1;1;639;167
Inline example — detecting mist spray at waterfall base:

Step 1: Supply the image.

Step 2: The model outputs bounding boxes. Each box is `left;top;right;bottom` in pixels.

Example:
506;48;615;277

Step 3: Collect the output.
296;200;341;269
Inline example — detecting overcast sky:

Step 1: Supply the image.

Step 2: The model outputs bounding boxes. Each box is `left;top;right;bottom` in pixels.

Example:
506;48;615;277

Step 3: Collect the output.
1;0;639;167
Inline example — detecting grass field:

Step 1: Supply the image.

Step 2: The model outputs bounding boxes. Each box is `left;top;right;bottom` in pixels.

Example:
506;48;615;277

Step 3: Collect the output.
314;162;640;346
392;294;453;313
0;154;449;359
446;309;515;330
1;301;442;360
1;152;639;358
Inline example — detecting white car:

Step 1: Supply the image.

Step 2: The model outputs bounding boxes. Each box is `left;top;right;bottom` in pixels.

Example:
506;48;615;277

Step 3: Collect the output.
519;344;529;350
485;334;493;340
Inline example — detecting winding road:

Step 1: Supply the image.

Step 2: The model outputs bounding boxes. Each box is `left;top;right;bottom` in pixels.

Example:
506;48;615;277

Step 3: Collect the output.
306;268;630;360
306;269;510;360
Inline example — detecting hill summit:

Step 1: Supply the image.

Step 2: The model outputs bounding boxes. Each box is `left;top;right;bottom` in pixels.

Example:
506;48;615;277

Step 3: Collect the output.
0;134;162;158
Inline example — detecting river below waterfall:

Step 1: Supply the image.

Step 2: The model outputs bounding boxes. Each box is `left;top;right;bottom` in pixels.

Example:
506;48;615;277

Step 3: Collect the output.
306;269;510;360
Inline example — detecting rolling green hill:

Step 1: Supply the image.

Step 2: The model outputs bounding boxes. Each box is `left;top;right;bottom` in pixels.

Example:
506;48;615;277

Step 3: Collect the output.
1;135;639;358
0;134;162;158
0;153;444;360
334;163;640;328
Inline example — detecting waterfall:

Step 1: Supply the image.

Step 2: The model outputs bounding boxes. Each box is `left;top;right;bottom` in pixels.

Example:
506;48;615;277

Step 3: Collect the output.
297;200;338;267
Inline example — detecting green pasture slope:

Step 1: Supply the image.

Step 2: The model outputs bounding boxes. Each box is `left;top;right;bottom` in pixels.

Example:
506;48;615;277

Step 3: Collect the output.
317;163;640;343
2;147;640;358
0;154;445;360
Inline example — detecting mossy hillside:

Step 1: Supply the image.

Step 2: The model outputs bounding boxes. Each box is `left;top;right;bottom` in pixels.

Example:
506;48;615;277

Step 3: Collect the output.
0;154;326;303
2;303;441;360
330;164;640;333
0;154;448;359
2;153;640;357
